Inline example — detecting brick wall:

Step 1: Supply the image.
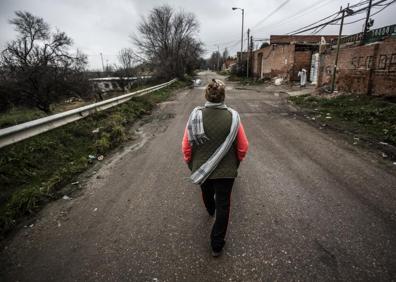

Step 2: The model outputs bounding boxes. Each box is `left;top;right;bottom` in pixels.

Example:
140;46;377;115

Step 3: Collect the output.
318;38;396;96
251;44;295;79
224;58;237;69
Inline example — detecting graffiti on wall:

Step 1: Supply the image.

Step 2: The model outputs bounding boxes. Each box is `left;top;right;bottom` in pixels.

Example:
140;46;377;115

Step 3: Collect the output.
351;53;396;71
351;56;373;69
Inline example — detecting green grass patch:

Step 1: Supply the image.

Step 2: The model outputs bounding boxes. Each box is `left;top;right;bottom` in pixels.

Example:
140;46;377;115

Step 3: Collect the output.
0;107;46;129
0;80;188;237
217;70;230;76
289;94;396;146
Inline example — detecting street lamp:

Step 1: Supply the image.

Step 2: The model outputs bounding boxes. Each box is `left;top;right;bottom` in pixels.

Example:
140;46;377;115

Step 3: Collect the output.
232;7;244;71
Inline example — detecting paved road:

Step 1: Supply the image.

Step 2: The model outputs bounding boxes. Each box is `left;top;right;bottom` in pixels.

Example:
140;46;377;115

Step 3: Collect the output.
1;71;396;281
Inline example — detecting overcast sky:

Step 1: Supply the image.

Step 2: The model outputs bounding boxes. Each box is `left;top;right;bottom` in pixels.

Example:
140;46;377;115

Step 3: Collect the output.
1;0;395;70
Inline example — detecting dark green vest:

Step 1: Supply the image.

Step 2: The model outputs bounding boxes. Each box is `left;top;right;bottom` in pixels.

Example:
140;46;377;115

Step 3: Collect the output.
191;108;238;179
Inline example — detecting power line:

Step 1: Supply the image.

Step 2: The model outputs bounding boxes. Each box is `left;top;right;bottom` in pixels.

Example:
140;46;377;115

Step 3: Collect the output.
336;1;395;25
212;0;364;51
288;0;392;35
286;0;373;35
208;0;393;54
253;0;334;33
311;13;341;34
206;38;239;47
308;1;375;35
251;0;291;30
287;7;359;34
213;39;241;51
205;39;243;55
310;0;382;33
229;39;242;48
204;38;241;55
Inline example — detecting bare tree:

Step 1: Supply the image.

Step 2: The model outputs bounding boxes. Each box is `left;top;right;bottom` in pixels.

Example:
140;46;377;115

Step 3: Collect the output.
207;51;221;71
133;5;203;79
222;48;229;61
0;11;90;113
118;48;136;71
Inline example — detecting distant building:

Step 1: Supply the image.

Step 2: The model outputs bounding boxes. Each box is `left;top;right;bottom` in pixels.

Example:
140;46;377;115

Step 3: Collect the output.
89;76;151;92
251;35;338;83
222;57;237;71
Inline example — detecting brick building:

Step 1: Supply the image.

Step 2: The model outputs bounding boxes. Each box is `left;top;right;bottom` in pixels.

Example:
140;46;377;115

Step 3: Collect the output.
222;57;237;71
249;26;395;96
318;25;396;96
251;35;337;81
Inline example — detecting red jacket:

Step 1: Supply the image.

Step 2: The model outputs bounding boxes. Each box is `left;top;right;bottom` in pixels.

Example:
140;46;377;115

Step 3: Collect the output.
182;122;249;163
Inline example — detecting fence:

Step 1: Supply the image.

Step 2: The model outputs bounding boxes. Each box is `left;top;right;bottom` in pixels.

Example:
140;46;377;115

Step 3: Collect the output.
333;24;396;45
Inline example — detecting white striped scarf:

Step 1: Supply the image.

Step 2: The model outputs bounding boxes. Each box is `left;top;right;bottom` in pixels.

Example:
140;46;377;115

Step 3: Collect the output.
186;102;240;184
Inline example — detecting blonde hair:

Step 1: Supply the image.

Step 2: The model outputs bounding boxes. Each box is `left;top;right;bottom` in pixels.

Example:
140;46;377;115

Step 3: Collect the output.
205;79;225;103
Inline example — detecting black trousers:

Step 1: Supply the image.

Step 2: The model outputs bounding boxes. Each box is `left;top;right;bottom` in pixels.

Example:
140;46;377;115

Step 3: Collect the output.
200;178;234;252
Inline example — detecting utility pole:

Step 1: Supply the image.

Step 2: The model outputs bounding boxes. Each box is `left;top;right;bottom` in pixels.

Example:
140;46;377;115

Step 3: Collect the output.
232;7;245;73
246;28;250;78
216;44;220;71
331;5;354;93
241;9;244;69
100;53;105;73
362;0;373;43
250;35;253;77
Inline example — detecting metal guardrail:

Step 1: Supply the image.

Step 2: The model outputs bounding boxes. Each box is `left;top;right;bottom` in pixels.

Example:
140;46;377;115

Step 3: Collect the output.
0;79;177;149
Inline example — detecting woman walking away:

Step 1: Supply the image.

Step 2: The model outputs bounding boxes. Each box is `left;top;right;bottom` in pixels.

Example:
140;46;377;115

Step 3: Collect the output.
182;79;249;257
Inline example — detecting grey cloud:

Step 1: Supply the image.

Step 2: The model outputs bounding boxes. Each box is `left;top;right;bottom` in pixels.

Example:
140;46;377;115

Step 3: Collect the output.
0;0;395;69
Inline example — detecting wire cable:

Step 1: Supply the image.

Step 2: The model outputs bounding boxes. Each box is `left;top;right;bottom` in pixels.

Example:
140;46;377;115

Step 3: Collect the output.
251;0;291;30
336;1;395;25
287;0;373;34
253;0;334;33
288;0;391;35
